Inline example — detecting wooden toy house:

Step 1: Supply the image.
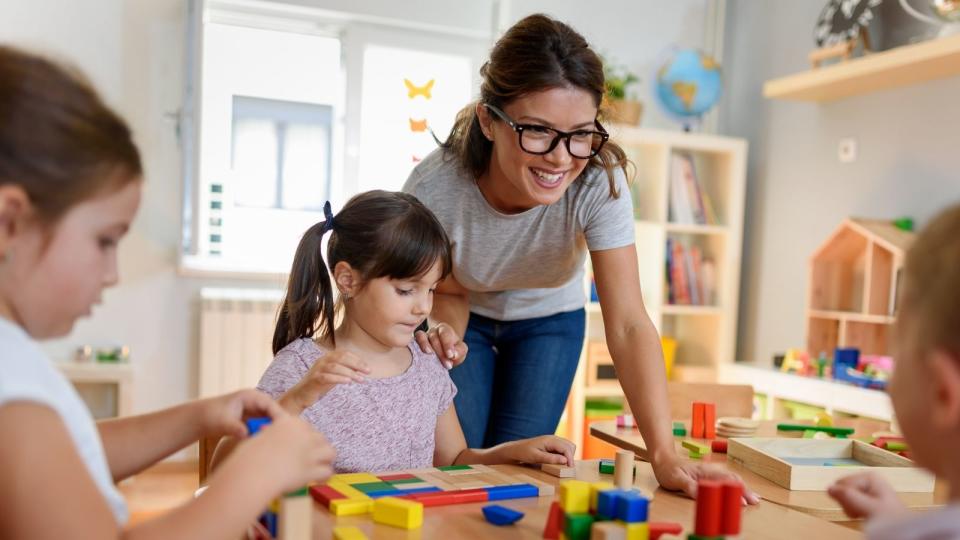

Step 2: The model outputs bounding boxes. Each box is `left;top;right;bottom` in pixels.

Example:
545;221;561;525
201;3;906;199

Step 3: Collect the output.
806;218;914;357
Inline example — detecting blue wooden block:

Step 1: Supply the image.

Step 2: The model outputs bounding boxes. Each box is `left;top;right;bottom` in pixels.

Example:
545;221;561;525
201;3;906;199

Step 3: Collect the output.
245;417;271;435
596;489;627;520
616;491;649;523
482;504;524;526
262;510;277;537
485;484;539;501
397;486;442;495
365;488;406;498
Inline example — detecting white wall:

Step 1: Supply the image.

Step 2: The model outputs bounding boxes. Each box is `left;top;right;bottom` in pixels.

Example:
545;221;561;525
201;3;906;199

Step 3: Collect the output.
719;0;960;366
506;0;714;130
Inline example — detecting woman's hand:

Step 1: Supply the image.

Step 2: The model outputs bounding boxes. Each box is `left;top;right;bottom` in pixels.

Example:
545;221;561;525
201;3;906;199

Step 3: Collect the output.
415;322;468;369
827;472;906;520
279;350;370;415
502;435;576;467
653;454;761;505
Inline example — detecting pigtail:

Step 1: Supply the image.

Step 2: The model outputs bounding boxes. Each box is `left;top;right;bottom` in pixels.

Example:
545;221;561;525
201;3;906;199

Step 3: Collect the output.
272;205;337;354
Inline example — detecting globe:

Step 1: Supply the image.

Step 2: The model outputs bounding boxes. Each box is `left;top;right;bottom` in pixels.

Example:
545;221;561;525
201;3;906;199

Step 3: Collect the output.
654;49;722;129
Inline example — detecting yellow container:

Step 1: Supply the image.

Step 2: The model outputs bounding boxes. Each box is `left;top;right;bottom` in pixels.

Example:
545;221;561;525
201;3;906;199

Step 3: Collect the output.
661;336;677;380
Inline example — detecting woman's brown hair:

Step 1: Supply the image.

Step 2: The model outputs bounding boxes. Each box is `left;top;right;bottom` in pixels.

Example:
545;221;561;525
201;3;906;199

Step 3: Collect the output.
273;191;453;354
443;13;629;196
0;45;142;224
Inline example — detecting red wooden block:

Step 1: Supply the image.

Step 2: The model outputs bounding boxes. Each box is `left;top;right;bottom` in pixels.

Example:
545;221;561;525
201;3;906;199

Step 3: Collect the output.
309;485;346;508
692;402;706;438
378;473;418;482
711;440;728;453
649;521;683;540
694;480;722;536
721;481;743;535
406;488;488;507
704;403;716;439
543;501;563;539
871;436;905;449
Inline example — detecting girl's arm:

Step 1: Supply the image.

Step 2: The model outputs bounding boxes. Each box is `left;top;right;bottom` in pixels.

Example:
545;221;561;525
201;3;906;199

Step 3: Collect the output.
98;390;281;482
433;406;574;466
0;402;333;540
591;245;759;503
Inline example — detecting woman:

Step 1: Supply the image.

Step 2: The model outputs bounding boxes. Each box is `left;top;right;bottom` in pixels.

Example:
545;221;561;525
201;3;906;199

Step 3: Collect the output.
406;14;757;502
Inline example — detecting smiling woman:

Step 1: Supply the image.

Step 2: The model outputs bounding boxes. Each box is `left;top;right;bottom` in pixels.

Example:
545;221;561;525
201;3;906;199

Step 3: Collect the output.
402;13;759;504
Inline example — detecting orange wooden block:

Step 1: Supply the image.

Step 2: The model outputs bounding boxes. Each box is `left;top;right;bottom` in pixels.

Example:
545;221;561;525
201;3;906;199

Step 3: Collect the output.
692;402;705;438
704;403;716;439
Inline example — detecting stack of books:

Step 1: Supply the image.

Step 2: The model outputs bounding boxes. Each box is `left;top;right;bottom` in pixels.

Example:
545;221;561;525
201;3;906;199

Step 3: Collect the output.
665;238;716;306
669;152;717;225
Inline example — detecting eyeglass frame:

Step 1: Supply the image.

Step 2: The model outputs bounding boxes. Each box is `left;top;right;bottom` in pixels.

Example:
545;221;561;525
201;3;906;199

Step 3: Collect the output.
482;103;610;159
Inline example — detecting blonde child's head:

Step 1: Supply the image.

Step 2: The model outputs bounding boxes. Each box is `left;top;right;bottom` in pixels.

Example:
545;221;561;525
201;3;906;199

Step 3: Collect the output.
0;46;142;338
889;203;960;476
273;190;452;354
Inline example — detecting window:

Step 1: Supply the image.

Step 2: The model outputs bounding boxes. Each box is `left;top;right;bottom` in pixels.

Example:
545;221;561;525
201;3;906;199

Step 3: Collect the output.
181;0;488;276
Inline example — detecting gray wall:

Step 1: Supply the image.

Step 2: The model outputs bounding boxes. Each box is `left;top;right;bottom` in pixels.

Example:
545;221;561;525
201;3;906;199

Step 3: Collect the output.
720;0;960;366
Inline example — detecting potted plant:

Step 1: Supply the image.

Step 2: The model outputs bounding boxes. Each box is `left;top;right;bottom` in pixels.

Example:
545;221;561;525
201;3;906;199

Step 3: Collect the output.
602;57;643;125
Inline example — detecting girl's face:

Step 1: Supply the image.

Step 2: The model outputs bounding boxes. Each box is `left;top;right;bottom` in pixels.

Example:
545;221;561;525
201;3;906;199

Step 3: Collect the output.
0;180;142;338
478;86;598;213
347;260;444;349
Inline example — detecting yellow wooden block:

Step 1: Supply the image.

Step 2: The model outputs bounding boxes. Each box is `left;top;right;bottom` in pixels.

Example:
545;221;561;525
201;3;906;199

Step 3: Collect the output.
372;497;424;530
330;498;373;516
624;522;649;540
268;497;280;513
589;481;615;512
559;479;590;514
326;481;370;501
331;472;381;484
332;525;368;540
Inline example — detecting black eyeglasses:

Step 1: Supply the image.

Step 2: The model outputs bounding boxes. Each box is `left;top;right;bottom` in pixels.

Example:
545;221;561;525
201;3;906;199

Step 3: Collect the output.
483;103;609;159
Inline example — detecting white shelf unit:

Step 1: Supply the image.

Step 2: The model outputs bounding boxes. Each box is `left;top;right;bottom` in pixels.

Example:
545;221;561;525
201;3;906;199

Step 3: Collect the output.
56;362;134;419
564;126;748;456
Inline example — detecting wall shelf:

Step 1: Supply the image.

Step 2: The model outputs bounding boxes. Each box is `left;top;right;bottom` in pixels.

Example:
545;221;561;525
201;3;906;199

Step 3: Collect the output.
763;33;960;102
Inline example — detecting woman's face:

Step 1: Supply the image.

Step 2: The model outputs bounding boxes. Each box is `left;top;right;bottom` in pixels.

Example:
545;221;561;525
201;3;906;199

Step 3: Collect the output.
479;86;598;213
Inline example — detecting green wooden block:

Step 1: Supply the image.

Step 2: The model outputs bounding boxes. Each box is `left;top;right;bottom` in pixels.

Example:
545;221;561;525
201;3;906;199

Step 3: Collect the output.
803;430;818;439
437;464;472;471
886;441;908;451
599;462;615;474
564;513;595;540
386;477;423;485
777;423;854;437
351;481;394;493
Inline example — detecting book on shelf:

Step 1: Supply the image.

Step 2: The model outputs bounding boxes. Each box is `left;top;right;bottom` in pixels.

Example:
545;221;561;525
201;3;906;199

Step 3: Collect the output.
668;152;717;226
665;238;715;307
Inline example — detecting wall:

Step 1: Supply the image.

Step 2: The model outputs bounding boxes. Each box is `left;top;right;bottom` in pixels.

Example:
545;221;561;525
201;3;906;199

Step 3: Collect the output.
720;0;960;366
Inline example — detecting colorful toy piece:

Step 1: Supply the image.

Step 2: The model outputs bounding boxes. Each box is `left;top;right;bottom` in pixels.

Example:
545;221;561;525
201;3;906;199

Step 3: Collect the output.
245;416;271;435
542;463;577;478
332;526;368;540
691;478;743;538
614;450;635;489
777;423;854;438
599;459;616;474
482;504;524;526
616;414;635;429
372;497;423;529
710;440;728;453
543;501;564;539
649;521;683;540
690;402;716;439
277;488;311;540
560;479;591;513
672;421;687;436
682;439;710;459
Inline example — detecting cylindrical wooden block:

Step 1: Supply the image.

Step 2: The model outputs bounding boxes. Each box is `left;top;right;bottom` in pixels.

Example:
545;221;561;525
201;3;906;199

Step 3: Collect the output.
695;480;722;536
614;449;634;489
721;481;743;535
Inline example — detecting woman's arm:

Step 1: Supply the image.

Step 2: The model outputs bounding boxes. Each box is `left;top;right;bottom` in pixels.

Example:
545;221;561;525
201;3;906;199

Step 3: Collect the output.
415;274;470;367
433;406;574;466
591;245;760;503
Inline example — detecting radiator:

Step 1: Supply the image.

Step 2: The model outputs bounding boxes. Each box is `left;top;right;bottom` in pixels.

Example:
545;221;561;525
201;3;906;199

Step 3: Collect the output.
198;288;284;398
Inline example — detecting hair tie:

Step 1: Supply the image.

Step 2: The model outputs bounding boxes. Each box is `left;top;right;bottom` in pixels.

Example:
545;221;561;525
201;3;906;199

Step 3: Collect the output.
321;201;335;234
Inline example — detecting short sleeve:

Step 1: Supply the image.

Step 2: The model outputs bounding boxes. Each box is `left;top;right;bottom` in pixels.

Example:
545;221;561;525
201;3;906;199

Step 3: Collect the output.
579;167;635;251
256;345;312;400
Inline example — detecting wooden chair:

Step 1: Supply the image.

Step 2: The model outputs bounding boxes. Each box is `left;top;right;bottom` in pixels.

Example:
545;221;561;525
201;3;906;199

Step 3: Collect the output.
198;435;221;486
666;382;754;420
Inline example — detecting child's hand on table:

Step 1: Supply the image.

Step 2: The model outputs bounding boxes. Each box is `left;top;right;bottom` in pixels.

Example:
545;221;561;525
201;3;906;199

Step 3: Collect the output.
505;435;576;467
828;472;907;520
280;350;371;414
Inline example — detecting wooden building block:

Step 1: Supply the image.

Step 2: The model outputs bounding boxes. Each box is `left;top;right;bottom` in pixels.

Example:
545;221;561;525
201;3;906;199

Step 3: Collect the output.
326;481;371;501
682;440;710;455
694;480;722;536
590;521;627;540
543;501;563;539
372;497;423;529
559;479;591;513
589;481;615;512
721;481;743;535
565;513;595;540
513;473;555;496
331;472;380;484
614;450;634;489
692;402;706;438
648;522;683;540
542;463;576;478
277;493;312;540
616;491;649;523
402;488;488;507
482;504;524;526
330;498;373;516
332;526;368;540
624;522;649;540
309;484;345;508
711;440;728;453
704;403;716;439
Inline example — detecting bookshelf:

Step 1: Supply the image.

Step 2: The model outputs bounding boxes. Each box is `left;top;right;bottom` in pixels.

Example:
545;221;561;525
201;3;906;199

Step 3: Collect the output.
564;126;747;457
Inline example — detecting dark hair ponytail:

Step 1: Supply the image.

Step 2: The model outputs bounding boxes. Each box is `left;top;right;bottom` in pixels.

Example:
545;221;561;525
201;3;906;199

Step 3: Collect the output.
443;13;629;197
272;191;452;354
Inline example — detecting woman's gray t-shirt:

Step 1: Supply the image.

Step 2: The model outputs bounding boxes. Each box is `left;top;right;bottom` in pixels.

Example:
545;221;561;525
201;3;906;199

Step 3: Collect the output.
402;148;635;321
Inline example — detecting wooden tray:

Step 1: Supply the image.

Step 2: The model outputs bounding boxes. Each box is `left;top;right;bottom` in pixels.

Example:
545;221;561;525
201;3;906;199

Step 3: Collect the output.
727;438;934;492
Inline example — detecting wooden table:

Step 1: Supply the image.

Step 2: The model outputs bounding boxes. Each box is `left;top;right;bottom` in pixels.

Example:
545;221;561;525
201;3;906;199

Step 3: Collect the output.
310;461;860;539
590;420;948;522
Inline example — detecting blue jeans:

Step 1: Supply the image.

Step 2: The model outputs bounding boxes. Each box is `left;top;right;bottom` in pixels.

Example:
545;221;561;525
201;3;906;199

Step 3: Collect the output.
450;309;585;448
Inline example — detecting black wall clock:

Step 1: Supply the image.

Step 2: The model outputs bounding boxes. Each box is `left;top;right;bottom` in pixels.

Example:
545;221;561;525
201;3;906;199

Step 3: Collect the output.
814;0;883;47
